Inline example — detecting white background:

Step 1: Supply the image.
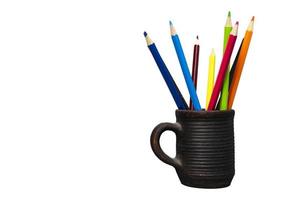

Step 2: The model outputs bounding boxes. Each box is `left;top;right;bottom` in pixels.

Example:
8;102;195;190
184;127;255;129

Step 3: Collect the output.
0;0;299;199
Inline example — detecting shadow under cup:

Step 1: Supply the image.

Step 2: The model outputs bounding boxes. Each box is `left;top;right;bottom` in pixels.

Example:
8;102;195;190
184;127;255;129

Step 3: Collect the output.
150;109;235;188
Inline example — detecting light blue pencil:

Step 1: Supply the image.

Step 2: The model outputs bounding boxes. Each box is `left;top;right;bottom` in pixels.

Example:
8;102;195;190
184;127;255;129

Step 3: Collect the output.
169;21;201;110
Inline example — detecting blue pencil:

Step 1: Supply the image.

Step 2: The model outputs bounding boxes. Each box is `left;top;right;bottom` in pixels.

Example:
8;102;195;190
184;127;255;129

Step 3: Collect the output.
144;32;188;110
169;21;202;110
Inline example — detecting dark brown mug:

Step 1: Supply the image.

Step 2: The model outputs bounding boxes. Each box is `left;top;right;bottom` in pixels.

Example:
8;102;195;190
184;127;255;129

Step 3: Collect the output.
150;109;235;188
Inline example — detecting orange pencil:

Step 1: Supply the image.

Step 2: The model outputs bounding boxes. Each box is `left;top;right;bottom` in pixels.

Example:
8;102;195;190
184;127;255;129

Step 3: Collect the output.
228;17;255;109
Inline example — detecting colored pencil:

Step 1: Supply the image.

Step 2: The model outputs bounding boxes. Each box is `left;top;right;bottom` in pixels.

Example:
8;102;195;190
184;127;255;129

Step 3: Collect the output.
207;22;239;110
144;32;188;109
229;39;244;86
206;49;216;109
189;36;200;110
220;11;233;110
216;38;244;109
169;21;202;111
228;17;254;109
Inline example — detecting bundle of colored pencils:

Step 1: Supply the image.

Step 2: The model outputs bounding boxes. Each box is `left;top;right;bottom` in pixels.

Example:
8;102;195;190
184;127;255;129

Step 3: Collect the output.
144;12;254;111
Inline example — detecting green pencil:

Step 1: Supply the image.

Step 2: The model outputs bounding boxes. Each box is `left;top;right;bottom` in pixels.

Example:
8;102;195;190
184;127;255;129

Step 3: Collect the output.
220;11;233;110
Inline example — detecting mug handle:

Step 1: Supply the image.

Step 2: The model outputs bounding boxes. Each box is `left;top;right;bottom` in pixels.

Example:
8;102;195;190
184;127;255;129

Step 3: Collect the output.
150;122;183;169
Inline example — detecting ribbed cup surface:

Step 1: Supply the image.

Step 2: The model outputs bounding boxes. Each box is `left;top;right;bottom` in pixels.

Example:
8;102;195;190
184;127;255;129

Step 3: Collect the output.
175;110;235;188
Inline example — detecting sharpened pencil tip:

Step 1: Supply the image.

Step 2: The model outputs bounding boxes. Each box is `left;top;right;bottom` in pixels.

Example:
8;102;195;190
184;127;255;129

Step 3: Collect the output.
230;21;239;35
225;11;232;27
195;35;200;45
211;48;215;55
144;32;153;45
169;21;176;35
247;17;254;31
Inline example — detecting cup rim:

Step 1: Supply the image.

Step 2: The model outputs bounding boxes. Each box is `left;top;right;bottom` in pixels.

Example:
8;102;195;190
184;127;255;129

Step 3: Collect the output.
175;109;235;118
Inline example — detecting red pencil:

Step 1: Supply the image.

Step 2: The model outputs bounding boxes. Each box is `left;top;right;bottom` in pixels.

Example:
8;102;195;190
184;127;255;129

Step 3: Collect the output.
190;36;200;110
207;22;239;110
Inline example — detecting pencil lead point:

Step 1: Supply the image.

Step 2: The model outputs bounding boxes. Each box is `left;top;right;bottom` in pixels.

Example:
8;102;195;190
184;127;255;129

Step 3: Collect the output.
228;11;231;17
196;35;199;40
143;31;147;37
251;16;255;21
235;21;239;25
169;21;173;26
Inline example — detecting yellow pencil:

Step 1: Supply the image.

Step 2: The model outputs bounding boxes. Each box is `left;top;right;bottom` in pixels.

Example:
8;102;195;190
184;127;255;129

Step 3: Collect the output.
206;49;216;109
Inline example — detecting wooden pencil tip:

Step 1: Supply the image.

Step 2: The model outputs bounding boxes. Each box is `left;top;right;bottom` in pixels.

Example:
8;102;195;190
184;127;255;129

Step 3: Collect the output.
228;11;231;17
211;48;215;55
195;35;200;45
247;17;254;31
169;21;176;35
230;21;239;35
144;32;153;45
225;12;233;27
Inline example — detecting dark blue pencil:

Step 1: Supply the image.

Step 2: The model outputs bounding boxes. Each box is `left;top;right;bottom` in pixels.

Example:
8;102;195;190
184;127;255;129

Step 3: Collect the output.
144;32;188;109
